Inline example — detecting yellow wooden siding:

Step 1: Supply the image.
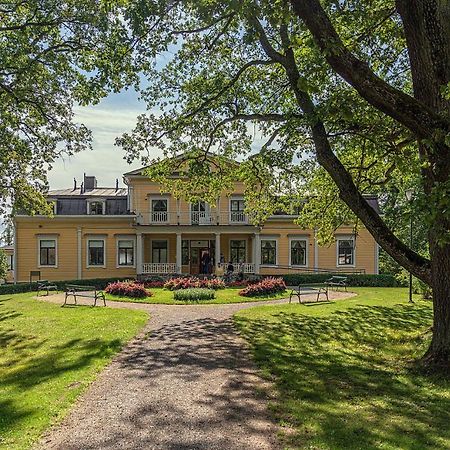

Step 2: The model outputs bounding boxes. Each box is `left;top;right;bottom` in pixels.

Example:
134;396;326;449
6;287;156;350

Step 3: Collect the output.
15;218;136;282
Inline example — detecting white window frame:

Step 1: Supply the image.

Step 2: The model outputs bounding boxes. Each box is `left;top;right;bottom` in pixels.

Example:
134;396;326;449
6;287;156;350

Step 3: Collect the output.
37;237;58;268
189;200;210;225
260;237;278;266
336;236;356;267
229;196;246;223
86;199;106;215
116;237;136;268
150;239;169;264
86;238;106;268
289;237;309;267
149;195;170;223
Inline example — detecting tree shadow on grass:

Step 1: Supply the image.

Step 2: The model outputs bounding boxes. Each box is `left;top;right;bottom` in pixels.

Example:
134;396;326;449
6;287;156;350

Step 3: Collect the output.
235;303;450;450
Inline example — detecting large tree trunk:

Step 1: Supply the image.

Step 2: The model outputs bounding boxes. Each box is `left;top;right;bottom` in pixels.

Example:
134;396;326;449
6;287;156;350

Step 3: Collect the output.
397;0;450;369
423;237;450;369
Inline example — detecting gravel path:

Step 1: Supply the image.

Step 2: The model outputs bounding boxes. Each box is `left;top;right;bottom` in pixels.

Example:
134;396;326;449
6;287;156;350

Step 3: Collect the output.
36;291;352;450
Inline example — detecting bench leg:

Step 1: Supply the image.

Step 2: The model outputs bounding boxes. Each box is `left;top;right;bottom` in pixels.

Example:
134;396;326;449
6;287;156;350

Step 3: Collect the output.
63;293;68;306
102;295;106;307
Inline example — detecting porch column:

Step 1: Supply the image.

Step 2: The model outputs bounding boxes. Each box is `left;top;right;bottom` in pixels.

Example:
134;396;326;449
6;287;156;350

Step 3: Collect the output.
136;232;143;276
254;232;260;274
215;232;221;270
176;232;182;274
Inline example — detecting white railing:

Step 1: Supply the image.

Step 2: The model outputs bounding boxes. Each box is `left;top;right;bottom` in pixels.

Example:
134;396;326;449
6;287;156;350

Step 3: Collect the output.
222;262;254;274
228;211;248;224
190;211;215;225
150;211;169;224
142;263;177;274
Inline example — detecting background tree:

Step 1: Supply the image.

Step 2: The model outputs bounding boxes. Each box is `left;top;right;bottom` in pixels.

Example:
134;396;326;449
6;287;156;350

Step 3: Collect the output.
0;0;138;217
0;249;9;281
115;0;449;370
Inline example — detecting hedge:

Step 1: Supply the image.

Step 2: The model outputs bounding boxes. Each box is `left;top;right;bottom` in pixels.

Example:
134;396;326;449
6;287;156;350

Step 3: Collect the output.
280;273;398;287
173;288;216;301
0;277;134;295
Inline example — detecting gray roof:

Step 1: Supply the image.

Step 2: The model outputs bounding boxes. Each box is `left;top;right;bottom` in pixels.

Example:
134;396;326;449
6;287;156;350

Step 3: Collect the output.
48;187;127;197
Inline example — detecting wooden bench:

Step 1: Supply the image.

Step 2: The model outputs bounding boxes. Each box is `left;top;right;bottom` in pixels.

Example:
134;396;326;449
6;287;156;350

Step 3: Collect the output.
289;284;329;303
325;276;348;291
37;280;58;296
64;285;106;307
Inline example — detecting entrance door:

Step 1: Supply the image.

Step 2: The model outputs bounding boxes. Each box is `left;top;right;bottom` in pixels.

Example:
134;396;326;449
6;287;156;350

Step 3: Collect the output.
190;247;201;274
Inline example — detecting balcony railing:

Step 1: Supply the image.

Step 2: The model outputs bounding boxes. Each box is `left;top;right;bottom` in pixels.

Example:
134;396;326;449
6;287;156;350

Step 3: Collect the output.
142;263;177;274
150;211;169;224
231;262;255;273
143;210;250;226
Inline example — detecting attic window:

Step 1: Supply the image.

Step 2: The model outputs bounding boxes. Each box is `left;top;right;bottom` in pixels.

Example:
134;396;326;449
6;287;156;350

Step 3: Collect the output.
87;200;105;215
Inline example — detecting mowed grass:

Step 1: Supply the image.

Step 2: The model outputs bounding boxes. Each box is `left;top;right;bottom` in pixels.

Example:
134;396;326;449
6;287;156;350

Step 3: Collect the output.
105;287;288;304
234;288;450;450
0;292;147;450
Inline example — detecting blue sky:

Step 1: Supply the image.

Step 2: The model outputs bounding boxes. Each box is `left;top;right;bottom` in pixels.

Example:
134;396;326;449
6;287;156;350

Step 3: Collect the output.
48;88;151;190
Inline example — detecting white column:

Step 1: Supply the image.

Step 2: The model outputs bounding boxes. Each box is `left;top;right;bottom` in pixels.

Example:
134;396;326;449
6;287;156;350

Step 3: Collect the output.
254;232;261;274
77;227;82;279
215;232;221;270
136;232;143;276
176;233;182;274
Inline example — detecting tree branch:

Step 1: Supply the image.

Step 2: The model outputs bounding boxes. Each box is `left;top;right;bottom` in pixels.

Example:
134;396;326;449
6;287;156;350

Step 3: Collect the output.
289;0;450;139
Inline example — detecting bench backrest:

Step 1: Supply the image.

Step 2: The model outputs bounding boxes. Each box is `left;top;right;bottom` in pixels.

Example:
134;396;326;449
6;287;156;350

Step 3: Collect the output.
37;280;49;286
328;276;348;282
66;284;97;292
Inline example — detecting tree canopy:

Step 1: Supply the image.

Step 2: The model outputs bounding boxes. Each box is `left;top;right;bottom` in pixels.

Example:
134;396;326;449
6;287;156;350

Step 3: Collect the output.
0;0;137;217
115;0;450;369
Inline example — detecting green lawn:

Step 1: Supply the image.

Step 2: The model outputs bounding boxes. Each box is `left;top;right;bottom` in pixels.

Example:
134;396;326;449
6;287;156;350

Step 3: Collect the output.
0;292;147;450
105;287;288;304
234;287;450;450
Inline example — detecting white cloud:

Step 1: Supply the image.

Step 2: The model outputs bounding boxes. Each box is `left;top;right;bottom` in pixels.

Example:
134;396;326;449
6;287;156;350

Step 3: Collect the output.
48;90;162;189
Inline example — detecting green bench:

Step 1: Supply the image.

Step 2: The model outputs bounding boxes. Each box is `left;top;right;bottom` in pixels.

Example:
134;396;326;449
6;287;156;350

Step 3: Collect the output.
64;285;106;307
289;284;329;303
325;276;348;291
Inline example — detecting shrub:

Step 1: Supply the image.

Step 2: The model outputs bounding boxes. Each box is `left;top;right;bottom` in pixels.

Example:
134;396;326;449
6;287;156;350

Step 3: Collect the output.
105;281;151;298
142;280;165;288
164;277;225;290
173;288;216;301
0;277;134;295
226;280;250;288
239;277;286;297
281;273;398;287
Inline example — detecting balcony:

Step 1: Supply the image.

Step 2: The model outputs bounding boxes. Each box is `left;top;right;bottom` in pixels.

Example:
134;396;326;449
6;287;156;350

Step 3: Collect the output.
143;211;250;226
142;263;177;274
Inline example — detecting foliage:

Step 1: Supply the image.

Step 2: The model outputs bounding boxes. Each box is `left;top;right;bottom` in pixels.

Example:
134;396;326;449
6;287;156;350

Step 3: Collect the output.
0;291;146;449
173;288;216;301
235;288;450;449
105;280;151;298
239;277;286;297
164;276;226;290
0;249;9;281
142;280;166;288
281;273;399;287
104;286;287;304
0;0;138;216
0;277;133;295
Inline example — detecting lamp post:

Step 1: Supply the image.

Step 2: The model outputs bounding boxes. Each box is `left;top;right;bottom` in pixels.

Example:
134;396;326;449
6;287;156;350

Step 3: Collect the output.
405;189;414;303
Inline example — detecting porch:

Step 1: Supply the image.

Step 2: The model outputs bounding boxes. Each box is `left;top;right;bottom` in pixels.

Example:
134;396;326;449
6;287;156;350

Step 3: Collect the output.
135;231;260;276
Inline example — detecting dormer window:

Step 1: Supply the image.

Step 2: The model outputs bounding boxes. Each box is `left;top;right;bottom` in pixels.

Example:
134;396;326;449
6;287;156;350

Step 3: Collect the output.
87;200;105;215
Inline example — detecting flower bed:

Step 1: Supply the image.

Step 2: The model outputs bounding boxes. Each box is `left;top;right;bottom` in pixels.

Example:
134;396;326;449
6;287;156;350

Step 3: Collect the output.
173;288;216;301
164;277;225;290
239;277;286;297
105;280;151;298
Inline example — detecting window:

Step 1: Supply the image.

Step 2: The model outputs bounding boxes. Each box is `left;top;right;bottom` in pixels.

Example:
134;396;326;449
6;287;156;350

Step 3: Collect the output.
88;239;105;266
118;240;134;266
39;239;56;266
151;198;168;223
47;200;57;214
230;240;246;263
337;238;355;266
182;240;189;265
191;201;209;224
290;239;307;266
152;240;168;263
261;239;277;265
230;198;246;223
88;200;105;215
8;254;13;270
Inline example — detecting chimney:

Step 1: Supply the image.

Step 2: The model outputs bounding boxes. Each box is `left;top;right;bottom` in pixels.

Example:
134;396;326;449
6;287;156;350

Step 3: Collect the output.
83;174;97;191
80;182;84;194
73;178;77;191
115;178;119;192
